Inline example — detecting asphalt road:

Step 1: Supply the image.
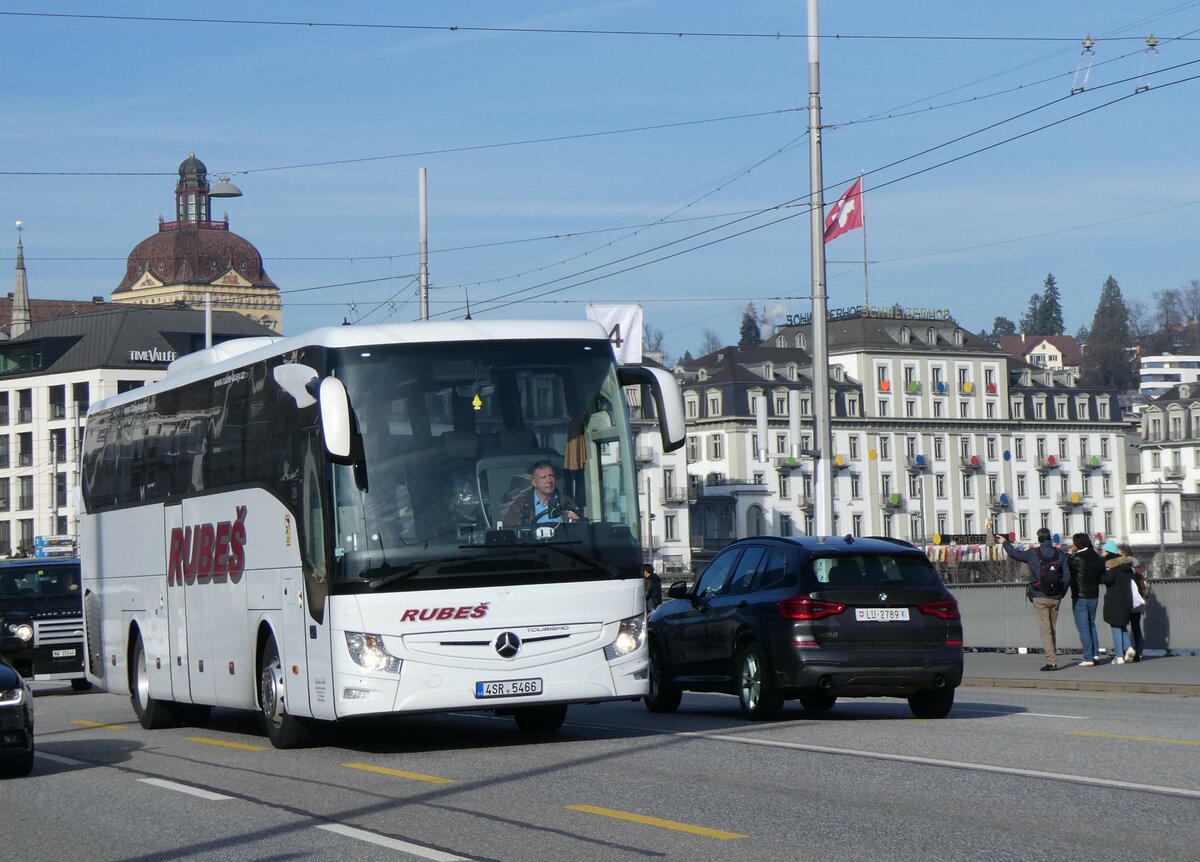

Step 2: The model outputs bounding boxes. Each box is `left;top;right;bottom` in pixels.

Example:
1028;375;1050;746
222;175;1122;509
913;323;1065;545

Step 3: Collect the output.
8;681;1198;862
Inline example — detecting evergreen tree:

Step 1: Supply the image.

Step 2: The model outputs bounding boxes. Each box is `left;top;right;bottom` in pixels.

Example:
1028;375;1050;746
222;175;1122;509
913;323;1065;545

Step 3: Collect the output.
738;302;761;347
1037;273;1065;335
1019;292;1041;334
990;316;1017;340
679;350;694;365
1081;276;1136;388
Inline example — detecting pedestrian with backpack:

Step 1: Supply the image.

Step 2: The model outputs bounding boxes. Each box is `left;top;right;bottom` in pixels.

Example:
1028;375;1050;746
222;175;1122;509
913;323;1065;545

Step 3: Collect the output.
1099;540;1137;664
1066;533;1103;667
991;521;1070;671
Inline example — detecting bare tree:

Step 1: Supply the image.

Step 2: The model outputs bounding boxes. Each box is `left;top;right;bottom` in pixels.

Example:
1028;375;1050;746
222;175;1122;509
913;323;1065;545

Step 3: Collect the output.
643;323;665;352
1126;299;1151;340
700;328;723;356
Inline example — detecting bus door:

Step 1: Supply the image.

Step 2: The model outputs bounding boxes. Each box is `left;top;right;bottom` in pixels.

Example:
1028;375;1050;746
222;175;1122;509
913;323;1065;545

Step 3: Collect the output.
164;503;193;703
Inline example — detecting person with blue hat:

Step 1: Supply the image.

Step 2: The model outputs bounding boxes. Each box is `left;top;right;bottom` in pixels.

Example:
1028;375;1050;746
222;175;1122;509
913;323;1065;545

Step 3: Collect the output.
1099;540;1137;664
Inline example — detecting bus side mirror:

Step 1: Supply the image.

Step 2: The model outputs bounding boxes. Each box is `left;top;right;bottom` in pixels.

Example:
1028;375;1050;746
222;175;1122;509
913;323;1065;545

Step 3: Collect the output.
618;365;686;452
318;377;355;463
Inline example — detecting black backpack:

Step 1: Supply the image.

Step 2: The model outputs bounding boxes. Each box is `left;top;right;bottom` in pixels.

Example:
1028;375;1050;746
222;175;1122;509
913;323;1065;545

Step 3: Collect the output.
1036;548;1066;597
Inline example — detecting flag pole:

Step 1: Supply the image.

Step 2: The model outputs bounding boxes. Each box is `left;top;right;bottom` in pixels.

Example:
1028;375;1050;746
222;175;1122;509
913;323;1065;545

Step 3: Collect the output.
860;172;869;309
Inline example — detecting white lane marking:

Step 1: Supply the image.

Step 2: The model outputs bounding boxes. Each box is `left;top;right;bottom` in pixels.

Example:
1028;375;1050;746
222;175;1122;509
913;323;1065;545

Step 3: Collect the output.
36;752;89;766
317;823;468;861
137;777;233;800
683;730;1200;800
954;707;1089;718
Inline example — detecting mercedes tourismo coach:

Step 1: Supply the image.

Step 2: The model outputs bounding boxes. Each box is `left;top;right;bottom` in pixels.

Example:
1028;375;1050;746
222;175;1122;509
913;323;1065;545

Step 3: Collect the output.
79;320;684;747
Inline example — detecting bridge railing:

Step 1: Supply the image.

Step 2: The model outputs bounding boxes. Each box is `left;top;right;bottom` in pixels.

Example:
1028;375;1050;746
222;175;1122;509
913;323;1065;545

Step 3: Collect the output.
951;578;1200;653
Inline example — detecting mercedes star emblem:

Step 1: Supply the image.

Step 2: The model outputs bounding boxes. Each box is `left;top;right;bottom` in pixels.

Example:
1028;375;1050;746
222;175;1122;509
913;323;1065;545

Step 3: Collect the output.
495;631;522;658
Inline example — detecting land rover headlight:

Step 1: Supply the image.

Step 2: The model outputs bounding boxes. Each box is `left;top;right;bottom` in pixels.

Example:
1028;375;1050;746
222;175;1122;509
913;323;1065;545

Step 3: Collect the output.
604;615;646;660
8;622;33;642
0;685;25;706
344;632;402;673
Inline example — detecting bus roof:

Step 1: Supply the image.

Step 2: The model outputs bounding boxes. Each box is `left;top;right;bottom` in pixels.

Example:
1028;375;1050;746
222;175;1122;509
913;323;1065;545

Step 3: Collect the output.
87;319;613;416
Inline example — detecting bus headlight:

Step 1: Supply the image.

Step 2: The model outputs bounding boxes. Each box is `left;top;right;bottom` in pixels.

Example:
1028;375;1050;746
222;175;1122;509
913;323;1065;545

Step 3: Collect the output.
604;615;646;660
7;622;33;642
344;632;402;674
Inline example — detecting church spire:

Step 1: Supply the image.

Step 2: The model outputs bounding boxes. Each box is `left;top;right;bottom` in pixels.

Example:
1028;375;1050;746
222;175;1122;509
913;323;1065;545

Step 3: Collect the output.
11;221;31;338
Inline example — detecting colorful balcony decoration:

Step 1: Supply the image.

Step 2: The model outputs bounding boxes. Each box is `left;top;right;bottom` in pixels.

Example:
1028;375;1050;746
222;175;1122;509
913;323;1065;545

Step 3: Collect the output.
879;379;891;392
985;382;997;394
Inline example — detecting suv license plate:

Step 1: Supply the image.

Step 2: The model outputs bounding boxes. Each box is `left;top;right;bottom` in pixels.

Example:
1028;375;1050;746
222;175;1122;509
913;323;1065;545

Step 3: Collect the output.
475;678;543;699
52;648;77;658
855;608;910;622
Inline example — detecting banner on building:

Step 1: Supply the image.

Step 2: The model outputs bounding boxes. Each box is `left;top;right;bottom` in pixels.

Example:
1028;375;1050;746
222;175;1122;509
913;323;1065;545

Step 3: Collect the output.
587;303;643;364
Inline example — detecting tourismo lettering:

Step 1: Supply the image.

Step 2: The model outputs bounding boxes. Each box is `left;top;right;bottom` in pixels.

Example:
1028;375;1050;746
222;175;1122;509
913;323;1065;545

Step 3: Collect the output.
167;506;248;586
399;603;489;623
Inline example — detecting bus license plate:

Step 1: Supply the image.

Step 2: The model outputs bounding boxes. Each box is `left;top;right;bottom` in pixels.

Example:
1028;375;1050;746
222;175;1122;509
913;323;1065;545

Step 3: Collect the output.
855;608;910;622
52;648;77;658
475;678;543;699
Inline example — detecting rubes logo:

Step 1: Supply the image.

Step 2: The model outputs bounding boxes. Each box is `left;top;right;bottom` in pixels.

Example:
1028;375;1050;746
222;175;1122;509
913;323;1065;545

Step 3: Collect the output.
399;603;489;623
168;506;248;586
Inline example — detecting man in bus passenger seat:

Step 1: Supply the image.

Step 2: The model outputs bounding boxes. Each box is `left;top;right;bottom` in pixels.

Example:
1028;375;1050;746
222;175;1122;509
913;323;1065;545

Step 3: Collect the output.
502;461;580;527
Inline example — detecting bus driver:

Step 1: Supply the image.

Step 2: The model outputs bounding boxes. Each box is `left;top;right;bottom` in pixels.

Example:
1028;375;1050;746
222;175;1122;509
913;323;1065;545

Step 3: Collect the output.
502;461;580;527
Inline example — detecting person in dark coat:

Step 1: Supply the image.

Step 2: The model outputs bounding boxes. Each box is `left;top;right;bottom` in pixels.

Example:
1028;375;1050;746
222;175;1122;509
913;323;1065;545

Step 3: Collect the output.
993;521;1069;671
1099;540;1136;664
643;563;663;612
1066;533;1103;667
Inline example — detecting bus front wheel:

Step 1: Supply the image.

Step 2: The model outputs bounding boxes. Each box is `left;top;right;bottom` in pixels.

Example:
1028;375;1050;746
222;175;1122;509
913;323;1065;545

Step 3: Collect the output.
130;633;180;729
258;634;315;749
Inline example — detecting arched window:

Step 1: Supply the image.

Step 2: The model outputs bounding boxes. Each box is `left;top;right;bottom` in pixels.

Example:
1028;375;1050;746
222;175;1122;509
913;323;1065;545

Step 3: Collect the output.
1162;500;1174;532
900;326;911;344
1132;502;1149;532
747;505;765;537
776;335;787;348
796;333;807;349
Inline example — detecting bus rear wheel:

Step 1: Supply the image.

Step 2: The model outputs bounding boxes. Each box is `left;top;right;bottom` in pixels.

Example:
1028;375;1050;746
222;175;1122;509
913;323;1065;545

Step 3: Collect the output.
130;632;180;729
258;634;315;749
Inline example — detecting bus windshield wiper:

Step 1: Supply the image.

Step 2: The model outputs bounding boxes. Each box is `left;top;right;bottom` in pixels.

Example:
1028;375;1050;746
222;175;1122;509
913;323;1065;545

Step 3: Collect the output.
361;562;424;590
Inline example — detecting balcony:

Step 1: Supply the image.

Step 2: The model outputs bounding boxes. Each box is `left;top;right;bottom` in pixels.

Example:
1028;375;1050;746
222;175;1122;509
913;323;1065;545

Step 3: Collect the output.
659;486;689;504
1078;455;1104;474
987;492;1013;512
660;555;686;574
906;454;930;475
831;455;850;471
985;382;998;395
1057;491;1085;509
958;382;975;396
695;477;768;497
1163;465;1186;481
635;447;655;463
877;379;893;393
902;380;921;395
796;493;815;513
880;492;905;511
1035;455;1062;473
930;381;949;397
960;455;983;475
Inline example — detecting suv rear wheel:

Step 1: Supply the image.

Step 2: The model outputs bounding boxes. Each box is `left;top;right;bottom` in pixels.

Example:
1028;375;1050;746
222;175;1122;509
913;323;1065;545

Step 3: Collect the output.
908;688;955;719
737;642;782;720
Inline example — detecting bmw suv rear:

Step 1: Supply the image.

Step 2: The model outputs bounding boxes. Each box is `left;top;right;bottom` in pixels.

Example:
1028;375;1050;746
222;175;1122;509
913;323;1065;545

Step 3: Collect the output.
645;536;963;720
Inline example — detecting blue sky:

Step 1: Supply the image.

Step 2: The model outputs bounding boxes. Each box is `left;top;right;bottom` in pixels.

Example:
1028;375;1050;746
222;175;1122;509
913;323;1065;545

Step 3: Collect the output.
3;2;1199;360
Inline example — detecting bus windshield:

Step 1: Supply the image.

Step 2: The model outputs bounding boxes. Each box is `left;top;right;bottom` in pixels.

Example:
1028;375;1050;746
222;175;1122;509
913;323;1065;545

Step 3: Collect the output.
327;338;642;588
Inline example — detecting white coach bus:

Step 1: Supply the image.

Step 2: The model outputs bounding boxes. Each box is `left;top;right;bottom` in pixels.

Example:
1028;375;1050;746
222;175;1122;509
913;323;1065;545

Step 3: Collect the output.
79;320;684;747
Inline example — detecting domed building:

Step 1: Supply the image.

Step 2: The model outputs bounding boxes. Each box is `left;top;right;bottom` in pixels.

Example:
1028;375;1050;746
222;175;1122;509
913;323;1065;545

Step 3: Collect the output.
112;154;281;333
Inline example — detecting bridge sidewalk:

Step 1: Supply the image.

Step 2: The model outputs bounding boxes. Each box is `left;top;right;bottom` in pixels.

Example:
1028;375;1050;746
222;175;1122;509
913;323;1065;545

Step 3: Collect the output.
963;651;1200;697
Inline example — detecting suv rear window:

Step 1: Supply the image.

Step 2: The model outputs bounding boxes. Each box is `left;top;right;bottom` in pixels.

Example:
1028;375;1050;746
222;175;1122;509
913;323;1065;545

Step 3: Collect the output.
805;553;941;590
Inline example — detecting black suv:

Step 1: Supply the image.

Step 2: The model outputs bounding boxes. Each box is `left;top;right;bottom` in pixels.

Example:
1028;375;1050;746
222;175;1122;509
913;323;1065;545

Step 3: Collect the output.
645;536;963;720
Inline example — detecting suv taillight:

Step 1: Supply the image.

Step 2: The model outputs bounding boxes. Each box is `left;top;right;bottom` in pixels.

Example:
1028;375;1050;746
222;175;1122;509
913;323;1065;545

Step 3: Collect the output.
779;596;846;621
918;598;960;620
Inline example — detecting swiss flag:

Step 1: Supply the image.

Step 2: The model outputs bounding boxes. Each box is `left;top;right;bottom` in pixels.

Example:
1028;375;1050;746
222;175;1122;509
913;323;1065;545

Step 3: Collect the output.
823;177;864;243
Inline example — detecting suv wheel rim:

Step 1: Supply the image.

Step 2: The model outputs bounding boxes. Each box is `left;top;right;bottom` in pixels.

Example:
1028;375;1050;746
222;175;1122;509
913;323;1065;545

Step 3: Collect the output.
741;653;761;709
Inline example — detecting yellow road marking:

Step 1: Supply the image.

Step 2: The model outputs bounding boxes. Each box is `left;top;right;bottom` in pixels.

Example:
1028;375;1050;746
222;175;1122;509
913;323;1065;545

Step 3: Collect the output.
342;762;456;784
186;736;269;751
72;719;126;730
1070;730;1200;746
567;804;746;840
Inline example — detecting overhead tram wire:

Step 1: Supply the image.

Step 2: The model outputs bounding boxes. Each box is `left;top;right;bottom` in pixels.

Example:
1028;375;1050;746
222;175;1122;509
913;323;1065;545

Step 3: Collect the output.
451;66;1200;318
